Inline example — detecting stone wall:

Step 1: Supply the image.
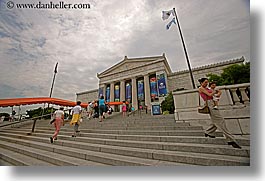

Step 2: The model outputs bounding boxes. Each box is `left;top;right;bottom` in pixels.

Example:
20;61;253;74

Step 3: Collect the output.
76;89;98;103
167;57;244;91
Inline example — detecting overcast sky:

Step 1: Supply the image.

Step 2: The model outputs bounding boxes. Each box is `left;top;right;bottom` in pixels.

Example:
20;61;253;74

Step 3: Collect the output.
0;0;250;102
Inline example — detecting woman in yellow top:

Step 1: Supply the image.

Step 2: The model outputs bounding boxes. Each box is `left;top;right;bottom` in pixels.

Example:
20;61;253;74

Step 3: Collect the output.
70;101;82;137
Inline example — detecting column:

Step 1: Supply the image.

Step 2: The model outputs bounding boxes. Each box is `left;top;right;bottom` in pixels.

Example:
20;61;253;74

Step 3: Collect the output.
110;82;115;102
132;77;138;110
120;80;125;102
144;74;151;109
120;80;125;112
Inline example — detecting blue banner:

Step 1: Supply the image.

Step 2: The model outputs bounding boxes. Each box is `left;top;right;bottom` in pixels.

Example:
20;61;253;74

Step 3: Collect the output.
149;77;158;99
157;72;167;96
125;82;132;101
137;80;144;101
114;85;120;102
152;105;161;115
98;87;103;98
105;86;110;102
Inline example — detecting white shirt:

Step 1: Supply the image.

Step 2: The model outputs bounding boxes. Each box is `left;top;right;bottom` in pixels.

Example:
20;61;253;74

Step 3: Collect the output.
54;110;64;118
72;105;82;114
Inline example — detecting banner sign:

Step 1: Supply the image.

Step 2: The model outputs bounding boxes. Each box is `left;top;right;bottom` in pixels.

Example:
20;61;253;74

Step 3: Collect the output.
98;87;103;98
137;79;144;101
125;82;132;101
156;72;167;96
152;104;161;115
149;77;158;99
105;86;110;102
114;84;120;102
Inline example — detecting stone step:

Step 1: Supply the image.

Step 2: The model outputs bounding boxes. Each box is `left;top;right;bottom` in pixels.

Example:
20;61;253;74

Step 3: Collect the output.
0;140;107;166
0;132;250;158
0;158;13;166
31;117;178;125
73;121;188;127
1;129;250;146
2;126;220;136
0;138;191;166
20;122;185;131
32;122;188;128
20;121;202;130
0;147;55;166
0;135;250;166
40;125;204;131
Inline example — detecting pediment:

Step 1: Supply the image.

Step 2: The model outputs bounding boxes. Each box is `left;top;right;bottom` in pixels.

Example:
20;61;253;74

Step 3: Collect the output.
98;55;172;78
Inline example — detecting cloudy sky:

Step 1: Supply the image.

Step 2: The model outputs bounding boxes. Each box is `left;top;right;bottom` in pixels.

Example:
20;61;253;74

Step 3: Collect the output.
0;0;250;102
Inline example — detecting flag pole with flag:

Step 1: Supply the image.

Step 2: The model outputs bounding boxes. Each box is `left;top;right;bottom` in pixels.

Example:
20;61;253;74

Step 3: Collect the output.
162;8;196;89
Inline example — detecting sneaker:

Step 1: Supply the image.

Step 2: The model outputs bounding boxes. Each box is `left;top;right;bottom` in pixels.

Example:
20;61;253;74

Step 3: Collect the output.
54;137;57;140
50;137;53;143
71;135;76;137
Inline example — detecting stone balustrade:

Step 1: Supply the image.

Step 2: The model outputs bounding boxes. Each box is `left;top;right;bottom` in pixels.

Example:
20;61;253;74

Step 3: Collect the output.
172;83;250;135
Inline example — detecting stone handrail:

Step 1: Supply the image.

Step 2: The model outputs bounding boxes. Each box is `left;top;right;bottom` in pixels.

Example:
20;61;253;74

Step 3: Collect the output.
173;83;250;109
172;83;250;135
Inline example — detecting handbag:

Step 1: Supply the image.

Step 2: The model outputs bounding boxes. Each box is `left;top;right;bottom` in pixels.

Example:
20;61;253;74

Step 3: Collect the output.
198;105;210;114
198;94;210;114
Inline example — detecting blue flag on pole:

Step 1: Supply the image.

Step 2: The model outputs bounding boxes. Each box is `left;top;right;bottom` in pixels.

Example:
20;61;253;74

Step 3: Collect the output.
166;17;176;30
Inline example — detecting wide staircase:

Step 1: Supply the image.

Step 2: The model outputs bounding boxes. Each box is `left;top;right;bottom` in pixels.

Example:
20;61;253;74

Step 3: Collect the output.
0;111;250;166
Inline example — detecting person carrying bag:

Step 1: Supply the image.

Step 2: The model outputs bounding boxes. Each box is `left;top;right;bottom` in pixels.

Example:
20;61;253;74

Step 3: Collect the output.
198;78;241;149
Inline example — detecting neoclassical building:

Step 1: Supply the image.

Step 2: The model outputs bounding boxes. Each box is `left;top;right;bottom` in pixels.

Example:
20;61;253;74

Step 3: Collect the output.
76;54;245;111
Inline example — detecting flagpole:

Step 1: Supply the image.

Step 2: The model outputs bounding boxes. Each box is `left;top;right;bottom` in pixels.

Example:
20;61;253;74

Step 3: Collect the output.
47;62;58;110
49;62;58;98
173;8;196;89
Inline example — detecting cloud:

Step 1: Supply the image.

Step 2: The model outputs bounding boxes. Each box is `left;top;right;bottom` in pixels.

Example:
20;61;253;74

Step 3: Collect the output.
0;0;250;102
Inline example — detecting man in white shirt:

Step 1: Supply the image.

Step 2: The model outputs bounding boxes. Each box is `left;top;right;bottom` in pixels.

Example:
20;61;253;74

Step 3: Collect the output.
70;101;82;137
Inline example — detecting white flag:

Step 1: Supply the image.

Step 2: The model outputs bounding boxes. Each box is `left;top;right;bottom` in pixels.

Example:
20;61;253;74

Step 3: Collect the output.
162;10;173;20
166;18;176;30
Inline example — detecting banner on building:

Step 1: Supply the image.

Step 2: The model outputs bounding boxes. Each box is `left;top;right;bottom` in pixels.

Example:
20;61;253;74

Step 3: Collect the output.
149;77;158;99
98;87;103;98
125;82;132;102
114;85;120;102
156;71;168;96
105;86;110;102
137;79;144;101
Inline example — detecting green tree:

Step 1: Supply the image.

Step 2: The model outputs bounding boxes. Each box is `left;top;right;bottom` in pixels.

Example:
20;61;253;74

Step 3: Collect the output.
207;62;250;85
26;107;55;119
161;92;175;114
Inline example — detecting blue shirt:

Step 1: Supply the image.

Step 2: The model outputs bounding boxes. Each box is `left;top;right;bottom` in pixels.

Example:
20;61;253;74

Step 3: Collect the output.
99;99;105;106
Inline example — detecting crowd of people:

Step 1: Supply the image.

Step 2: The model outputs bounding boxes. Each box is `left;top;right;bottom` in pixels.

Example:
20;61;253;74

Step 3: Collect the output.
49;95;147;143
49;96;114;142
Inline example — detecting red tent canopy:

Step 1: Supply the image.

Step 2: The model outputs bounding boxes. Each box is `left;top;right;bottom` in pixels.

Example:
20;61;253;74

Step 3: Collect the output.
0;97;88;108
107;101;129;106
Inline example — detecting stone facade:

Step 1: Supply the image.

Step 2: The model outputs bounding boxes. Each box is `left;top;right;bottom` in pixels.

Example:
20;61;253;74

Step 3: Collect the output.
167;57;245;91
76;89;98;104
76;54;245;110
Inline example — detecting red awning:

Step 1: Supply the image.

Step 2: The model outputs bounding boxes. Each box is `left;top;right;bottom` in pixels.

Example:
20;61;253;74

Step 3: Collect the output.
107;101;129;106
0;97;88;108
